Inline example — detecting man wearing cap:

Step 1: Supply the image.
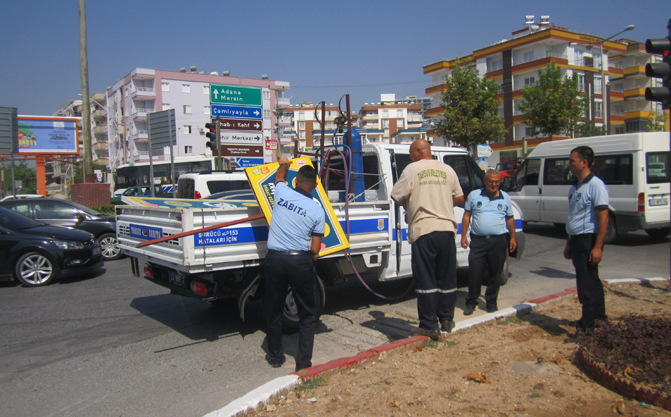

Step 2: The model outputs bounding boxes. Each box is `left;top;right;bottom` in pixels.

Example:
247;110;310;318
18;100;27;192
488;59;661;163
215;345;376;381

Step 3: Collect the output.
264;157;325;371
564;145;609;333
461;170;517;315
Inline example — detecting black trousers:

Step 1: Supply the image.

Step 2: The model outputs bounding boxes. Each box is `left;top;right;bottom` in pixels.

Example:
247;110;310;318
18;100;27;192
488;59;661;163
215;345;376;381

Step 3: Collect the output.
411;231;457;330
466;234;507;307
264;251;317;371
569;233;607;330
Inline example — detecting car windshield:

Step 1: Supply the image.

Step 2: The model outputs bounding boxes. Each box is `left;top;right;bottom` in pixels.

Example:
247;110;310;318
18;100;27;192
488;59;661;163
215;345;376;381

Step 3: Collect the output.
63;200;102;216
497;163;515;171
0;207;44;231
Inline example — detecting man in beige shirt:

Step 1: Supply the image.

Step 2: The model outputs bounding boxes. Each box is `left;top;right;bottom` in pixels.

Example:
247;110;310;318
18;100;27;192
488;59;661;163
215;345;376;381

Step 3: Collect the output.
391;139;464;340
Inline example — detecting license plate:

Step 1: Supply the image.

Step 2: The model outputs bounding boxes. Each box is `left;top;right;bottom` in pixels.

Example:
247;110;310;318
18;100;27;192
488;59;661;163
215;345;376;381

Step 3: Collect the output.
649;198;668;207
93;246;101;255
168;271;185;286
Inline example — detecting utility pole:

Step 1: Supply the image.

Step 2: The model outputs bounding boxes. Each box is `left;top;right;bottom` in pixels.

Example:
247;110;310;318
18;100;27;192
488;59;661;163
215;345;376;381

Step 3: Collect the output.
79;0;94;182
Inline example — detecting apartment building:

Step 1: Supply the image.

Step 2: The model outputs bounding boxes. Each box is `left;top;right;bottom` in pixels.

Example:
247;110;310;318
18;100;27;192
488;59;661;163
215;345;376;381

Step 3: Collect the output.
105;67;290;168
279;103;358;151
423;17;669;164
358;94;426;144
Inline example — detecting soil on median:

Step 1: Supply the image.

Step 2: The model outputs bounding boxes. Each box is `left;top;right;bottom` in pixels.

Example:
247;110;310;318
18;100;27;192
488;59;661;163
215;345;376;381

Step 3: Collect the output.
250;282;671;417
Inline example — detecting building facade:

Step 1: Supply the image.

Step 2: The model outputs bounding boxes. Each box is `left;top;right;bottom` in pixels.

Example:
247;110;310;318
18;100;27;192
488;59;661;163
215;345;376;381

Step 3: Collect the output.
105;68;290;170
424;18;669;164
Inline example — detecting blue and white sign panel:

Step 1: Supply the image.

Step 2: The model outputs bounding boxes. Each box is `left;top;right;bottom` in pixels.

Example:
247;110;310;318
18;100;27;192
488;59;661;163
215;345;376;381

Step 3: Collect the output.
211;104;262;120
235;157;264;168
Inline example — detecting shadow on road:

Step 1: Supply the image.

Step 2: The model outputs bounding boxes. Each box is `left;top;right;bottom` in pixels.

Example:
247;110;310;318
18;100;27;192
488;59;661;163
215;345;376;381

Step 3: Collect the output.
529;266;575;279
523;223;670;247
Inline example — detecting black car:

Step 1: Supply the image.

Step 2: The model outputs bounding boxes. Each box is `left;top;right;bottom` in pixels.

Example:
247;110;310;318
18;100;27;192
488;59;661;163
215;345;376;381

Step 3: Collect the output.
0;207;103;286
0;198;121;261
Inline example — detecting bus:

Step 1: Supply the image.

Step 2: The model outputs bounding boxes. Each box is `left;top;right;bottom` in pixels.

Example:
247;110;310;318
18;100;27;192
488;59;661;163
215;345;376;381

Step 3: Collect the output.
113;156;231;192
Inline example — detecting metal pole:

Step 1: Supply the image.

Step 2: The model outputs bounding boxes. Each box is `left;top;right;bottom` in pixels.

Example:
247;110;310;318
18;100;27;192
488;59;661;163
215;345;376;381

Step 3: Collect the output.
148;115;155;197
169;109;175;197
215;116;221;171
78;0;94;182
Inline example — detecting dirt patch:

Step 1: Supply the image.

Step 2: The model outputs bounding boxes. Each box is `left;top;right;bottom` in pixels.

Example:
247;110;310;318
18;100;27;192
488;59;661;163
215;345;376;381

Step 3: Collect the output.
250;282;671;416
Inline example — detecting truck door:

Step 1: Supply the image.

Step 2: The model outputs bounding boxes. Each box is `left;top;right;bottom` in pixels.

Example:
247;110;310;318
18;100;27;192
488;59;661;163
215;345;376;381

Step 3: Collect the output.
509;158;542;222
390;151;414;279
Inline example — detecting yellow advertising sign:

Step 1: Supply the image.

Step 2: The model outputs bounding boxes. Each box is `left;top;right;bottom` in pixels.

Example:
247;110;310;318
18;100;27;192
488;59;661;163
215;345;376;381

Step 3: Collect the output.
245;157;349;257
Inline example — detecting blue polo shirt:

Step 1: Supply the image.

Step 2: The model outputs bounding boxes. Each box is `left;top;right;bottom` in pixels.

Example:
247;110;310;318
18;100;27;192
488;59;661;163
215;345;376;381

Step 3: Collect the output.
567;173;609;236
266;181;325;251
464;189;514;236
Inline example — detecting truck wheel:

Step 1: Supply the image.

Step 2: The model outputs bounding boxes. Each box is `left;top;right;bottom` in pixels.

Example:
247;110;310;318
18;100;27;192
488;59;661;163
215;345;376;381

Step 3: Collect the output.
645;227;670;239
499;257;510;286
263;276;326;334
604;213;618;244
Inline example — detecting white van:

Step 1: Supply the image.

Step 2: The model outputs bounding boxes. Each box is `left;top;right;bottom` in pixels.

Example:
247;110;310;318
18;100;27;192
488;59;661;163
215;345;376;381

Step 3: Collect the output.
176;171;250;199
507;132;670;242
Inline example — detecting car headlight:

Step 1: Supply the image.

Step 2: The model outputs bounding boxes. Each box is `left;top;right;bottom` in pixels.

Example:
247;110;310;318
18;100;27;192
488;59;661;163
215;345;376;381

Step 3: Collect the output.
54;240;85;250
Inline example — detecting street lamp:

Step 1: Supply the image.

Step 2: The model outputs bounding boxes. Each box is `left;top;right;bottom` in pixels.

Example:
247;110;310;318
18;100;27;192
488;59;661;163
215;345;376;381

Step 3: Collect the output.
600;24;635;135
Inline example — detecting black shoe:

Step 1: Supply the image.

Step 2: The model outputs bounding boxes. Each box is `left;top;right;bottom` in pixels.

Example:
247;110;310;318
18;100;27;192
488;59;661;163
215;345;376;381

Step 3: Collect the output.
464;304;476;315
440;319;455;333
410;327;441;341
268;356;286;368
486;303;498;313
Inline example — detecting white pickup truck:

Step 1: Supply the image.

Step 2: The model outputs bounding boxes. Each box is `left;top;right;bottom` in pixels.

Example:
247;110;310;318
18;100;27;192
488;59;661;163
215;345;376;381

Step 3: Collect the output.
117;144;525;330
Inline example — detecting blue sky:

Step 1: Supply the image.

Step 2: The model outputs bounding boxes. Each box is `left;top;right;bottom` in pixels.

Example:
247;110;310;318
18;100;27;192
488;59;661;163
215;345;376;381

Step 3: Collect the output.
1;0;668;115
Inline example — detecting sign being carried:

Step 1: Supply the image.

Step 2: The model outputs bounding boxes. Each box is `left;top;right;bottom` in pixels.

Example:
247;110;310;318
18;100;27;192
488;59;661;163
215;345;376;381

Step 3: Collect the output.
245;157;350;257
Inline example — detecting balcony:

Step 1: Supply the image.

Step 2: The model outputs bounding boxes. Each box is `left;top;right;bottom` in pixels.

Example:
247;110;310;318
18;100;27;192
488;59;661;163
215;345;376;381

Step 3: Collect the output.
624;110;653;120
623;66;646;78
131;108;153;120
93;141;108;151
360;114;379;121
425;84;447;96
93;125;107;136
624;88;646;100
92;109;107;120
130;129;148;141
129;86;156;100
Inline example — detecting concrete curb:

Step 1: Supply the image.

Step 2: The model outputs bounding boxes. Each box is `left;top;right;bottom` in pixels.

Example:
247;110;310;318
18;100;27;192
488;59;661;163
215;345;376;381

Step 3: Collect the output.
210;277;669;417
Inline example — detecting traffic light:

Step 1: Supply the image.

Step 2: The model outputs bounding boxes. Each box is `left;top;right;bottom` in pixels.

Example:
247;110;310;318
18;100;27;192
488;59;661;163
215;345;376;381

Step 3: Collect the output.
205;122;217;151
644;19;671;109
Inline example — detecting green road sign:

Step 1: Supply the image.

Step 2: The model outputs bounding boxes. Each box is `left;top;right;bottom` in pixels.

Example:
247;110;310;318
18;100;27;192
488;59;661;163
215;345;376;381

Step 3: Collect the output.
210;84;262;106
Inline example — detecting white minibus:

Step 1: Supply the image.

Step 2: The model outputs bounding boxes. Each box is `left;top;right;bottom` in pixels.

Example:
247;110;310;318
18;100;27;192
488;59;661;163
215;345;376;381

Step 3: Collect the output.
506;132;670;243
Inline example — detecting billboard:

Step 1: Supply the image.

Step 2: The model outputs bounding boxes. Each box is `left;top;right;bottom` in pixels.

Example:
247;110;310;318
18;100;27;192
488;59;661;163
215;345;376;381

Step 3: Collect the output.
4;116;80;155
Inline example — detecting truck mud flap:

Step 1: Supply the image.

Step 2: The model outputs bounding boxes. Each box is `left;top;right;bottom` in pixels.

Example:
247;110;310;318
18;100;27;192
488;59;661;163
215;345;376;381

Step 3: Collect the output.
130;257;140;277
238;273;261;321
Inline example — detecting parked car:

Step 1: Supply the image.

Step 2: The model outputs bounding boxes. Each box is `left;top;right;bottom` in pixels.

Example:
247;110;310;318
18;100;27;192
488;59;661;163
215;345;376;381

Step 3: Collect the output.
496;159;522;180
0;194;44;201
204;190;256;201
176;171;250;199
0;198;122;261
0;207;103;286
111;184;174;205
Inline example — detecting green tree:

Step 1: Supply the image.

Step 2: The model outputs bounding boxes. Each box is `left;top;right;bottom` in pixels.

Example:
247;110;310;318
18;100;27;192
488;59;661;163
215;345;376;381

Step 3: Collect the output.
645;109;669;132
576;95;604;138
434;57;506;155
73;162;105;184
519;62;581;140
2;163;37;194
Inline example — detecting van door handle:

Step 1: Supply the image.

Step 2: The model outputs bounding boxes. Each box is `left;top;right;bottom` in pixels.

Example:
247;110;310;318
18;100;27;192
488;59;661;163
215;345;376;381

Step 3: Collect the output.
649;186;660;189
538;188;542;195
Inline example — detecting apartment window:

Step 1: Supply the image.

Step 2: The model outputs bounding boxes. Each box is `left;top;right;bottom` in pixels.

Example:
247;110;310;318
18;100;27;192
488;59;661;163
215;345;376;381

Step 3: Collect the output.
615;127;625;134
264;110;271;119
613;104;624;116
595;102;603;119
612;83;624;93
382;119;389;128
594;76;602;94
263;91;271;99
299;131;306;139
184;146;192;154
182;84;191;94
384;129;390;136
575;50;584;66
397;119;404;128
578;74;586;92
396;110;403;118
499;84;505;94
162;83;170;92
203;85;209;95
313;122;320;129
382;110;389;118
299;122;305;130
162;103;171;111
204;106;210;115
524;77;535;86
490;59;503;71
525;128;535;138
183;105;191;114
523;51;534;63
184;125;192;134
298;112;305;120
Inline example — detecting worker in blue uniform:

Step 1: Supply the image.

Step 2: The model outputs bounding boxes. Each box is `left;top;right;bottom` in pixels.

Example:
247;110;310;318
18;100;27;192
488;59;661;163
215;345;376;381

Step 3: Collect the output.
264;157;325;372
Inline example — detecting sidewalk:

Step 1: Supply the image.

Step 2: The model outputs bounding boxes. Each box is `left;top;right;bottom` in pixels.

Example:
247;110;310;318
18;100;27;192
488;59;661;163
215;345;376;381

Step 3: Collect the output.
205;277;669;417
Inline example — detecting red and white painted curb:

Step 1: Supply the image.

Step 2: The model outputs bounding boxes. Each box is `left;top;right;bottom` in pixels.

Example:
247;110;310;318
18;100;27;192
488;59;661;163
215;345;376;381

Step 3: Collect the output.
204;277;669;417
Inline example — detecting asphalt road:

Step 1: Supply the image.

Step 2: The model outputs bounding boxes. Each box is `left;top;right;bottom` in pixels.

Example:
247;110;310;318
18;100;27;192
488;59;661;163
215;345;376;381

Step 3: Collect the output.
0;225;668;417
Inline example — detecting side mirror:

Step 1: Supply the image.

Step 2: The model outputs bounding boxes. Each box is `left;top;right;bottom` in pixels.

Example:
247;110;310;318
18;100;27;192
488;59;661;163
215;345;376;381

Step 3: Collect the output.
502;177;513;191
76;214;86;223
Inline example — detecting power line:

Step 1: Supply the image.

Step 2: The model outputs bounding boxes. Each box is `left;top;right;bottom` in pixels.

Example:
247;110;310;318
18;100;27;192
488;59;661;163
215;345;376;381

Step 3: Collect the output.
291;80;429;89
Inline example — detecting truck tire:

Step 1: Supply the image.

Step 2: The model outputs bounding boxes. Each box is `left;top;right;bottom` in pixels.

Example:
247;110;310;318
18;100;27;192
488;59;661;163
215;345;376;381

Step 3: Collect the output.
645;227;670;239
499;256;510;286
263;276;326;334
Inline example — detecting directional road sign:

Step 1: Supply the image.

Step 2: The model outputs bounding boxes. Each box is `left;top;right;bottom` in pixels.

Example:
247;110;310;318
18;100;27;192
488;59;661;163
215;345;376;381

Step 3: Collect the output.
217;118;263;132
210;85;262;106
211;104;262;120
222;145;263;157
220;131;263;145
235;157;264;168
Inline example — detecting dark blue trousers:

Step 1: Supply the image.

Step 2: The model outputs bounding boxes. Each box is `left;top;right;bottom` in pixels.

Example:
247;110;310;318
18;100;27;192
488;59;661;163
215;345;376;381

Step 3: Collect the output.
411;231;457;330
570;233;608;330
466;234;507;307
264;252;316;371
